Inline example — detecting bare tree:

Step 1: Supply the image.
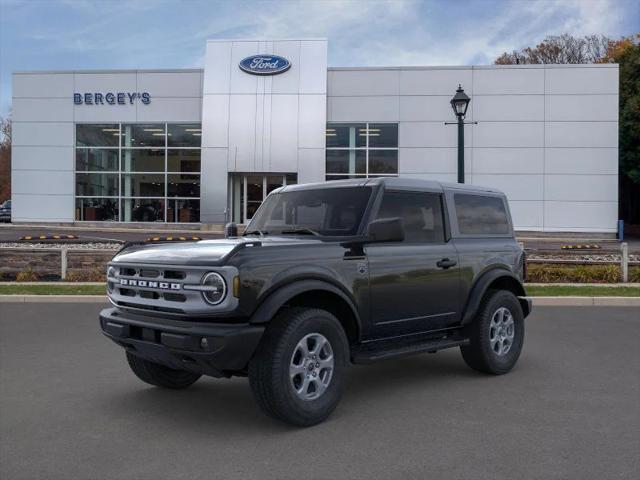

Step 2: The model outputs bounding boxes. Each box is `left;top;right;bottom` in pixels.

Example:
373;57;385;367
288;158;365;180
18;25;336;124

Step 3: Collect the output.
0;116;11;202
495;34;611;64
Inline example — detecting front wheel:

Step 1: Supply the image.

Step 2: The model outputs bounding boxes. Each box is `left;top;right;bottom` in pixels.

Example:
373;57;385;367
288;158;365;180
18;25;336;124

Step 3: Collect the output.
248;307;349;427
126;352;201;389
460;290;525;375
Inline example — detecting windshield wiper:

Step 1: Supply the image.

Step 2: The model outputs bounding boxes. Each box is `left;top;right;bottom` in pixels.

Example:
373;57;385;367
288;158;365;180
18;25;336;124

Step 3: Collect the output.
243;230;268;236
280;227;321;236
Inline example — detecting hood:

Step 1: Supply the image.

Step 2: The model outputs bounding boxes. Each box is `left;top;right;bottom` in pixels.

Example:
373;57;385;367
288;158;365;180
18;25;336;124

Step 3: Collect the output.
112;236;324;266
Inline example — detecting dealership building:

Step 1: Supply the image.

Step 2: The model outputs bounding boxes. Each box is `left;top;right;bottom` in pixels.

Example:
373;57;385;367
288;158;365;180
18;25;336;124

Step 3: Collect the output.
11;39;619;232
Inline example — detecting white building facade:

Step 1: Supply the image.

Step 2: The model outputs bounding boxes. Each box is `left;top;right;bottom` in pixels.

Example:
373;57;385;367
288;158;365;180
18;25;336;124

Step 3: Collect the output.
11;39;619;232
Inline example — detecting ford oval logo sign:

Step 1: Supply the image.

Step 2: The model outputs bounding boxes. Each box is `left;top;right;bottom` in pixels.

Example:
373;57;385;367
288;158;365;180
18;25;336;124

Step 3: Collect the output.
239;55;291;75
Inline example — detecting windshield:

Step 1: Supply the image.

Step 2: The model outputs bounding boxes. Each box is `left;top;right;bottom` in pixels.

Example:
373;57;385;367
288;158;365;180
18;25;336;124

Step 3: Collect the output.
245;186;373;237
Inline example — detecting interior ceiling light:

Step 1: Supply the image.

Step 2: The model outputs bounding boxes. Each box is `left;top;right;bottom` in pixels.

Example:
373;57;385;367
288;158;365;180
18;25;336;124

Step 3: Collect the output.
143;128;164;132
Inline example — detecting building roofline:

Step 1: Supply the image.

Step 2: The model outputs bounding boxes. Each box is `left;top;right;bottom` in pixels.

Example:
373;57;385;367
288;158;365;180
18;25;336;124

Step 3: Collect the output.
13;68;204;75
206;38;327;42
328;63;618;71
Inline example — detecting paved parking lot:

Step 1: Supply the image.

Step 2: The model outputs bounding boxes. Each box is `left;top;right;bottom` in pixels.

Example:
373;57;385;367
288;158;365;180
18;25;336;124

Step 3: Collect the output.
1;303;638;480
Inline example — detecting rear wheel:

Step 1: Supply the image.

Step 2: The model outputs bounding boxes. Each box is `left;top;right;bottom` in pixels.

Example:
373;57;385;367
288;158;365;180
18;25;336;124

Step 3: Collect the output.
126;352;201;389
248;307;349;427
461;290;525;375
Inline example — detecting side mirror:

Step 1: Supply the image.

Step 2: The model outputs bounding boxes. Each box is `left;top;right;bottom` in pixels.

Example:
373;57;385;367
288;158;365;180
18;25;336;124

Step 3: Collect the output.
366;217;404;243
224;222;238;238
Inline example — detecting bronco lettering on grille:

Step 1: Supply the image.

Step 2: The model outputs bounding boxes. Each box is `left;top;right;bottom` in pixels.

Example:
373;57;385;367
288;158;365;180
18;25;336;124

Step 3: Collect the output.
119;279;181;290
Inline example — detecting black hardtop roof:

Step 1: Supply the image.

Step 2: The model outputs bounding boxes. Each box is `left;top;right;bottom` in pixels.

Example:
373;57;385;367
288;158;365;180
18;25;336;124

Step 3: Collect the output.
279;177;505;196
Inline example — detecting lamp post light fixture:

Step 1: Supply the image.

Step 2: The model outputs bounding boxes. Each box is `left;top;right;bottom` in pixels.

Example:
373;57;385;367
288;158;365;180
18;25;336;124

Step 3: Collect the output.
446;84;475;184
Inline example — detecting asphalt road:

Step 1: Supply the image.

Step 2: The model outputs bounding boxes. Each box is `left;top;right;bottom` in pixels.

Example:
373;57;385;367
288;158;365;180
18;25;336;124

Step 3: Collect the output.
1;304;638;480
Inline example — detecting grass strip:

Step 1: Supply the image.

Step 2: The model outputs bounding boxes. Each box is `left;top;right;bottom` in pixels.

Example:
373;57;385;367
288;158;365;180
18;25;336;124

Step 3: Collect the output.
0;284;106;295
525;285;640;297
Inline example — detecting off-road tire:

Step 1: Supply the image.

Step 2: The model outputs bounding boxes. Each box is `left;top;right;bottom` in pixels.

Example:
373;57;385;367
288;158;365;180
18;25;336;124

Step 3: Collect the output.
126;351;201;389
461;289;525;375
248;307;349;427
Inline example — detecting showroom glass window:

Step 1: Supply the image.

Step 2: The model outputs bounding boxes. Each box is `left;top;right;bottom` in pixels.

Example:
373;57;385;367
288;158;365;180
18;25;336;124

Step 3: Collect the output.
325;123;398;181
75;124;201;222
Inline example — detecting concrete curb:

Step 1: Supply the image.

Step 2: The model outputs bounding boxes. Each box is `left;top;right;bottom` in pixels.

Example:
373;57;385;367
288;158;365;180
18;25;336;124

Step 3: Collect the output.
1;295;640;306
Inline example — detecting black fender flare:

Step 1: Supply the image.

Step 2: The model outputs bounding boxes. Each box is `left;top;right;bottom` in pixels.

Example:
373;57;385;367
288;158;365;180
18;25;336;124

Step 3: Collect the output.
249;278;362;331
461;268;529;324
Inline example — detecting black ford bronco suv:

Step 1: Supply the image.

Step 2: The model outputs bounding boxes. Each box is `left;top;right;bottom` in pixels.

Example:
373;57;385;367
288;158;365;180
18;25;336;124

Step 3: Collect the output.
100;178;531;426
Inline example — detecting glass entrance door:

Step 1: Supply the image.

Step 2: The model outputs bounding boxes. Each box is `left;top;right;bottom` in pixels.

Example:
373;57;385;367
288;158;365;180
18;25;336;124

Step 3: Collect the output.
229;173;297;224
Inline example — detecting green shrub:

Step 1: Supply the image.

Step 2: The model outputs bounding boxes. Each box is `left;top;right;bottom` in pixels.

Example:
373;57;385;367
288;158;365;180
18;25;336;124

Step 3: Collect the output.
629;266;640;283
527;264;620;283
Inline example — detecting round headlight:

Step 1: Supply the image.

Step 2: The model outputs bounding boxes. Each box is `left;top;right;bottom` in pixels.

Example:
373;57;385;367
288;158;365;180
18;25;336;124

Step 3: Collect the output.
201;272;226;305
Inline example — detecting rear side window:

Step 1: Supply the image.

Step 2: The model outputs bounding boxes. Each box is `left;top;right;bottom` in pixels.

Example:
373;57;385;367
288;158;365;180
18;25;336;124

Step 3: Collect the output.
454;194;510;235
376;191;445;243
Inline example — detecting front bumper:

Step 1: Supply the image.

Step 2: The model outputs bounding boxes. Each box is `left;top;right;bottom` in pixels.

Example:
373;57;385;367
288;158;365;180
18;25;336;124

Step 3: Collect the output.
99;307;264;377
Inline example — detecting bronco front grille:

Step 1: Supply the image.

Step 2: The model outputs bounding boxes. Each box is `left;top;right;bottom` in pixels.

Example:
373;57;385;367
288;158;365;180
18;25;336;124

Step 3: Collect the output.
107;263;239;317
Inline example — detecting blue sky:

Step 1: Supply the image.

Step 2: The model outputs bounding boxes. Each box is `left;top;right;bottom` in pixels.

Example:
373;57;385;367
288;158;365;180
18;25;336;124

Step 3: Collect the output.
1;0;638;116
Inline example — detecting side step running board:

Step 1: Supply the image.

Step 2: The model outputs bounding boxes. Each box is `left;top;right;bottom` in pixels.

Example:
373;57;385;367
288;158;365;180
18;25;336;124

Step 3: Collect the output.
351;333;469;364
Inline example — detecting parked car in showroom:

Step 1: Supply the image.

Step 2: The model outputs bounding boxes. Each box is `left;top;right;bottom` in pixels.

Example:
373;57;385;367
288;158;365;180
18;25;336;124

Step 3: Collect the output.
100;178;530;426
0;199;11;222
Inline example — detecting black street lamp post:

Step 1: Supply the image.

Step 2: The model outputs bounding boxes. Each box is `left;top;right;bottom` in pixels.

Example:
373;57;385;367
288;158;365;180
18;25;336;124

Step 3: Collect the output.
446;84;475;184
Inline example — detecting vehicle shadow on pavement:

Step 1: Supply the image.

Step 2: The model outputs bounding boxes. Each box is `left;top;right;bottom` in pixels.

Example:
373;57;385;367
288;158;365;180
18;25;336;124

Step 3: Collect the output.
99;349;483;432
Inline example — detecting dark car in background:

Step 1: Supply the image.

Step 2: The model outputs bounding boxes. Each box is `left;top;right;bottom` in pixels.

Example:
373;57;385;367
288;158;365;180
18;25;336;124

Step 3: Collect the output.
0;200;10;222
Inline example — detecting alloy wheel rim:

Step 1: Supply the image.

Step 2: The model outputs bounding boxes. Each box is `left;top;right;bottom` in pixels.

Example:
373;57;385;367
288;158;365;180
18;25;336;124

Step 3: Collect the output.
289;333;334;401
489;307;515;356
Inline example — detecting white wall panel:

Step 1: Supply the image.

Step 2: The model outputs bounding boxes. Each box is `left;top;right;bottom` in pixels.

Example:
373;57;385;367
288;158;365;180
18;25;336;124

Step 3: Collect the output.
12;146;73;171
508;201;544;229
11;194;74;222
201;95;229;148
137;72;202;97
299;41;328;94
13;73;74;98
271;41;302;94
399;96;470;122
200;148;229;223
203;42;232;94
298;148;325;183
399;69;472;96
473;67;544;95
136;97;201;122
269;95;299;172
545;147;617;175
228;41;260;94
472;174;543;201
399;147;471;173
12;170;73;195
545;94;618;121
227;95;257;171
544;201;617;231
472;148;544;174
12;122;73;147
475;122;544;148
400;122;472;148
74;103;136;122
74;73;137;92
545;66;618;94
545;174;617;202
329;70;399;96
545;122;618;148
13;98;73;122
329;96;399;122
473;95;544;122
298;95;326;149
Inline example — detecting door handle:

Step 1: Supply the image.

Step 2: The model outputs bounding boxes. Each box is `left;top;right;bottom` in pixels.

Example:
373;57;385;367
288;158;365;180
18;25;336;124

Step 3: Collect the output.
436;258;457;269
